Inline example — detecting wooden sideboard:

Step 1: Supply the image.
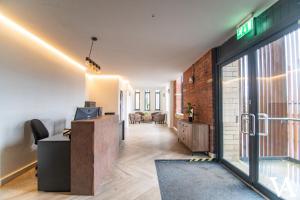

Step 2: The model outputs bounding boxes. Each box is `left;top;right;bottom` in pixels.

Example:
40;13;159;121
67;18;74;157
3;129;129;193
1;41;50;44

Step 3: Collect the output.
177;120;209;153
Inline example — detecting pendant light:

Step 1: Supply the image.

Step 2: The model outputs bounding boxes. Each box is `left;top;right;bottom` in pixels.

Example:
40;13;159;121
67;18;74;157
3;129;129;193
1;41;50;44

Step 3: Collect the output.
85;36;101;73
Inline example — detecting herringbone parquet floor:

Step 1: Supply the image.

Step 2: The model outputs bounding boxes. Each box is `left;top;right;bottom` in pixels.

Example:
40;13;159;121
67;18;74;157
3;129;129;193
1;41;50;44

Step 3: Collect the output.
0;123;203;200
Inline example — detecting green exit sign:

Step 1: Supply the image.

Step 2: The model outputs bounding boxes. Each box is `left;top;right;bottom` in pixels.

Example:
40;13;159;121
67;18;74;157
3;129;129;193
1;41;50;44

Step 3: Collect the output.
236;18;254;40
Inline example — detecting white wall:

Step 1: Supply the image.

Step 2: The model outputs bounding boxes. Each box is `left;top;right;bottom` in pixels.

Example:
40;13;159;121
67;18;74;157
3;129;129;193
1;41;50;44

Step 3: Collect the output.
85;76;120;115
166;82;174;128
86;76;133;127
119;80;133;127
0;25;86;180
169;81;175;128
131;87;167;113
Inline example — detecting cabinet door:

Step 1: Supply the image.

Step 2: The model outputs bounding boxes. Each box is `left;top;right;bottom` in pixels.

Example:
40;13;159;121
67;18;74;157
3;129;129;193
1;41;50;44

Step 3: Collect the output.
177;121;182;138
187;124;193;149
183;123;192;148
181;124;186;143
192;124;209;152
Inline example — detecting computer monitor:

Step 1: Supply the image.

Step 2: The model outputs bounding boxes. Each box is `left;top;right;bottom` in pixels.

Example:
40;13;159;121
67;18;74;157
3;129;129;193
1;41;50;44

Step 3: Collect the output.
74;107;102;120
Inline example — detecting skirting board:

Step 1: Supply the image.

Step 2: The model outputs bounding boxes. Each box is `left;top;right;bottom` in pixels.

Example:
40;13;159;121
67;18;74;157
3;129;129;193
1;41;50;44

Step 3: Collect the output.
0;161;37;186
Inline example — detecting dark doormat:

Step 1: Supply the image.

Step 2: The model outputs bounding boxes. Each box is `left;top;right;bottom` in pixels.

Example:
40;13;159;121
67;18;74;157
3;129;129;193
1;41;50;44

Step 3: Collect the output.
155;160;264;200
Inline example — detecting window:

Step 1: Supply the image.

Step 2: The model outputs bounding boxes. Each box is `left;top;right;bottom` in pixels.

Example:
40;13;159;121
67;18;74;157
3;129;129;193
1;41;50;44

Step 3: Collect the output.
144;90;150;111
134;91;140;110
155;90;160;110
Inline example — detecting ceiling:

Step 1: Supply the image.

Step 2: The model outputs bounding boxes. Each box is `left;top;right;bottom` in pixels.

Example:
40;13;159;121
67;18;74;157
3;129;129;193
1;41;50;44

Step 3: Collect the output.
0;0;276;87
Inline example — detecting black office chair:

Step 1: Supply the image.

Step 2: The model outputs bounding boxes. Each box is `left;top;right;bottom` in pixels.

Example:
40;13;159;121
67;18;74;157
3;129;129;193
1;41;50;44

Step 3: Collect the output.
30;119;49;177
31;119;49;145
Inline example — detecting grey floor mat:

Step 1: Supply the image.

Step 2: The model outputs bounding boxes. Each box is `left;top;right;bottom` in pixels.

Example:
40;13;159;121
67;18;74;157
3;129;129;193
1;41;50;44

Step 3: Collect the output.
155;160;264;200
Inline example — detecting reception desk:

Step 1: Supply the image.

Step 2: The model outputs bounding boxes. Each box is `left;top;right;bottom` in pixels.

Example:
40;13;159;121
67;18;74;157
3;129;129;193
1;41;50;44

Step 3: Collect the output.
71;115;119;195
37;115;119;195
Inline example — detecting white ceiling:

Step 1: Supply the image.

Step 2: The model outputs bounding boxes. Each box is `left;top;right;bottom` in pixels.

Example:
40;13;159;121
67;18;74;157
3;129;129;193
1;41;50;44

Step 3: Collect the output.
0;0;276;87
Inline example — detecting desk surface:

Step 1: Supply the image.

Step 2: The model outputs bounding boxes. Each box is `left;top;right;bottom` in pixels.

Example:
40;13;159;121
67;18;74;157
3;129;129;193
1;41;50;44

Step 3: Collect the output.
40;134;69;142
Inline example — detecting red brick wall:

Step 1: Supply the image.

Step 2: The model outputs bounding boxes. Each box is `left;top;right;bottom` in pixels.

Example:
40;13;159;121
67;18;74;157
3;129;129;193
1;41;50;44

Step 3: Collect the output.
182;50;215;153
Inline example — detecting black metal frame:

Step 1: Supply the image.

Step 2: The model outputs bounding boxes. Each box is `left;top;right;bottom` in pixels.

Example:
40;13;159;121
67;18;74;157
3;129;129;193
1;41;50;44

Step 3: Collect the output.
216;20;300;200
212;48;219;159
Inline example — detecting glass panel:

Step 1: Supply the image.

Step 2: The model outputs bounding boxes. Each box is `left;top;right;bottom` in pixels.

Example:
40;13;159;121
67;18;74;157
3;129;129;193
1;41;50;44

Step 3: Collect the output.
135;91;140;110
256;28;300;199
222;55;250;175
155;90;160;110
145;90;150;111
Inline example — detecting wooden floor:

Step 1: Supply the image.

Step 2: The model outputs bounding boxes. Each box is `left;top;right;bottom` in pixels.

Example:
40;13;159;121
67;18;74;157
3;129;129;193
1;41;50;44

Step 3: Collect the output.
0;123;201;200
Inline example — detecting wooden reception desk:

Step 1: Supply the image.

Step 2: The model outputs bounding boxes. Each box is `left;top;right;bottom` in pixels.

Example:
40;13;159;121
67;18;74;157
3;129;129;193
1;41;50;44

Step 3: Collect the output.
71;115;119;195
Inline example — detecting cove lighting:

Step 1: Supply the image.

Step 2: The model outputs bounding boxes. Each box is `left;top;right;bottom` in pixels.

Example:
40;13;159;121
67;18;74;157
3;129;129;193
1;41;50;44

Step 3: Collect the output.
86;74;120;79
0;12;86;71
86;73;130;85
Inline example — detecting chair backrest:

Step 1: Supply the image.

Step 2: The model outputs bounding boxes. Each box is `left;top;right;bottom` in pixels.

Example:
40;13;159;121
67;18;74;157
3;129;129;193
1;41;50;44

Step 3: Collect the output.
135;112;144;116
134;114;142;121
30;119;49;144
151;112;160;117
129;113;135;120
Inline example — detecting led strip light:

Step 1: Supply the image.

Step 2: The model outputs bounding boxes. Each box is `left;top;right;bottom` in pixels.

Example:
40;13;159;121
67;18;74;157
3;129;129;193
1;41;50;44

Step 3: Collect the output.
0;12;86;71
0;12;132;83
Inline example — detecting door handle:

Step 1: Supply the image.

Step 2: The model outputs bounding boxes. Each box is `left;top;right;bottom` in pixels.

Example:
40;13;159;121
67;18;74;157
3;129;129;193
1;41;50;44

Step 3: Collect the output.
249;113;255;136
241;113;255;136
258;113;268;136
241;113;250;135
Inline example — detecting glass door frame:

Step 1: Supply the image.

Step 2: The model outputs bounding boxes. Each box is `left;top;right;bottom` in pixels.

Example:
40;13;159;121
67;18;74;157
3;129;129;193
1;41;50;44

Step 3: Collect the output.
217;22;299;200
218;50;281;200
218;50;257;185
251;22;300;200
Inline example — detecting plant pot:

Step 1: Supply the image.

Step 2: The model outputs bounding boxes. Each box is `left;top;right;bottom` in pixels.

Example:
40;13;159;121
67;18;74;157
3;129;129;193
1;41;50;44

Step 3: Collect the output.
188;116;193;122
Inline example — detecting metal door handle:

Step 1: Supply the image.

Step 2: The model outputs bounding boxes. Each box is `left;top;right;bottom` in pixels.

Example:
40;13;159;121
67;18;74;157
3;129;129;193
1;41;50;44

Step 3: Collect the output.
241;113;255;136
258;113;268;136
241;113;249;135
249;113;255;136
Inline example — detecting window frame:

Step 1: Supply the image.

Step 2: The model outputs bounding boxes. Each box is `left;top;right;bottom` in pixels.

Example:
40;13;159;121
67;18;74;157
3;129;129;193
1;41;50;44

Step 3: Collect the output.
144;90;151;111
155;90;160;111
134;91;140;110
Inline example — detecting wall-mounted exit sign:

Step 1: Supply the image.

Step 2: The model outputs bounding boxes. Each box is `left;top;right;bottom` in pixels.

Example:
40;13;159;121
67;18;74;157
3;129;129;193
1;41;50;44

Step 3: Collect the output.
236;18;254;40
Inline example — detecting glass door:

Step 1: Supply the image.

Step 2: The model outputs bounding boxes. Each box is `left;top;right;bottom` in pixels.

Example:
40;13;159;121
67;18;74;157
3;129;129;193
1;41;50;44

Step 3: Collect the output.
222;55;253;176
255;28;300;199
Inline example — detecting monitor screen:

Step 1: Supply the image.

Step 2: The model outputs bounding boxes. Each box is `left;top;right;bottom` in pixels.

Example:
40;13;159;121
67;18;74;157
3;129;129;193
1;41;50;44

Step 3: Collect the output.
74;107;102;120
